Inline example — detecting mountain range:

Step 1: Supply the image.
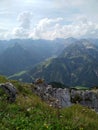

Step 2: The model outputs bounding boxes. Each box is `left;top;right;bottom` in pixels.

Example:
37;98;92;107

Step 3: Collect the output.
0;38;67;76
0;38;98;87
11;39;98;87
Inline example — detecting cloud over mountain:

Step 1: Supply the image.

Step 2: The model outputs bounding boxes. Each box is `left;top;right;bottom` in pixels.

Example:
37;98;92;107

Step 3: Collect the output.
0;0;98;40
12;11;32;38
29;16;98;40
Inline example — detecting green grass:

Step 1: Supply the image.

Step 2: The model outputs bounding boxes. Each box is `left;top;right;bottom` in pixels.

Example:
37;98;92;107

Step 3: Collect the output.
8;71;27;79
73;86;89;90
0;76;98;130
0;75;8;83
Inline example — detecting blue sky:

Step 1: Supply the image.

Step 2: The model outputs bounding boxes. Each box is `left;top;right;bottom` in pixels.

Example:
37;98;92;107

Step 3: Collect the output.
0;0;98;40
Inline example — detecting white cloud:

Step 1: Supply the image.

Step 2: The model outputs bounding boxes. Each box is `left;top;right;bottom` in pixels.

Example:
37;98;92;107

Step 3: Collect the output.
1;16;98;40
12;27;29;38
1;11;98;40
17;11;33;29
0;0;98;40
8;11;33;39
29;17;98;40
29;17;63;39
0;27;9;40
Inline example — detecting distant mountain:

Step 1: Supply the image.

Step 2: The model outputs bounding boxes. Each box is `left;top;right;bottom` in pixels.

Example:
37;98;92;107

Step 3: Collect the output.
0;38;77;76
14;39;98;87
0;43;35;75
0;42;56;76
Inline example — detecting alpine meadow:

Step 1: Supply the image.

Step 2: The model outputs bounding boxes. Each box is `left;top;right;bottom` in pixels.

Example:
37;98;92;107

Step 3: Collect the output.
0;0;98;130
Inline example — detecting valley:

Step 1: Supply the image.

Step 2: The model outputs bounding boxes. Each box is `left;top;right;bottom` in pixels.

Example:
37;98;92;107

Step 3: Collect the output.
6;38;98;88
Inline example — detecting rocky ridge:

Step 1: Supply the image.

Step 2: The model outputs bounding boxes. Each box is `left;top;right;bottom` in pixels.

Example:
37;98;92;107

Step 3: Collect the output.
0;80;98;112
33;80;98;111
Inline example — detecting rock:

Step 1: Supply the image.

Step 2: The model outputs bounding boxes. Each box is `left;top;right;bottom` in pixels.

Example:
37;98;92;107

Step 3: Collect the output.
0;82;18;102
33;80;71;108
55;88;71;107
70;89;98;111
33;79;98;111
34;78;45;85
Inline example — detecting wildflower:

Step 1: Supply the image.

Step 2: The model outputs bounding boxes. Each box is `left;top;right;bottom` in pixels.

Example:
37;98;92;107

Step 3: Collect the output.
44;123;49;128
59;115;63;118
79;127;83;130
91;109;95;112
49;104;52;107
82;108;85;111
27;108;31;111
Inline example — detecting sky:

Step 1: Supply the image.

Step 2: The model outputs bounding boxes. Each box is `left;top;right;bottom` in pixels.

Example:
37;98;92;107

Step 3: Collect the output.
0;0;98;40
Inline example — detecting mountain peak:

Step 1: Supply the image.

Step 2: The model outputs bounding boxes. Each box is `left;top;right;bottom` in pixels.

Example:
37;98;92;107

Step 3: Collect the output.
20;40;98;87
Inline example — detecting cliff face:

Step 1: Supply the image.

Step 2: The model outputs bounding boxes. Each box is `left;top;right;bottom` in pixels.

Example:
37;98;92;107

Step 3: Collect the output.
33;82;98;111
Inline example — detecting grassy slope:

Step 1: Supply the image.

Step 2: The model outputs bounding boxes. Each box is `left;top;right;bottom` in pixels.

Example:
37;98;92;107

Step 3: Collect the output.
8;70;27;79
0;76;98;130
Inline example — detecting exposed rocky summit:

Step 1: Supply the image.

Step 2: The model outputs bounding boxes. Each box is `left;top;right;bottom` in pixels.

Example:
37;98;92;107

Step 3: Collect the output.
33;80;98;111
0;82;18;102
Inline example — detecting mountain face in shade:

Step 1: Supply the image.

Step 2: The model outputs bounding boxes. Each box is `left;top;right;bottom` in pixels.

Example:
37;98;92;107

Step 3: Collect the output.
16;39;98;87
0;38;77;76
0;43;35;75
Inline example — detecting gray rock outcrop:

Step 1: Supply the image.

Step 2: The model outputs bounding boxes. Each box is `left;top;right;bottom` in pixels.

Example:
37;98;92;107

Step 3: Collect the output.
71;89;98;111
0;82;18;102
33;80;98;111
33;82;72;108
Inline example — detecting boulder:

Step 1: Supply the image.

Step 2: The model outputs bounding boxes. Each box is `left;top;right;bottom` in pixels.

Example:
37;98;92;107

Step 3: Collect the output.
33;81;71;108
0;82;18;102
